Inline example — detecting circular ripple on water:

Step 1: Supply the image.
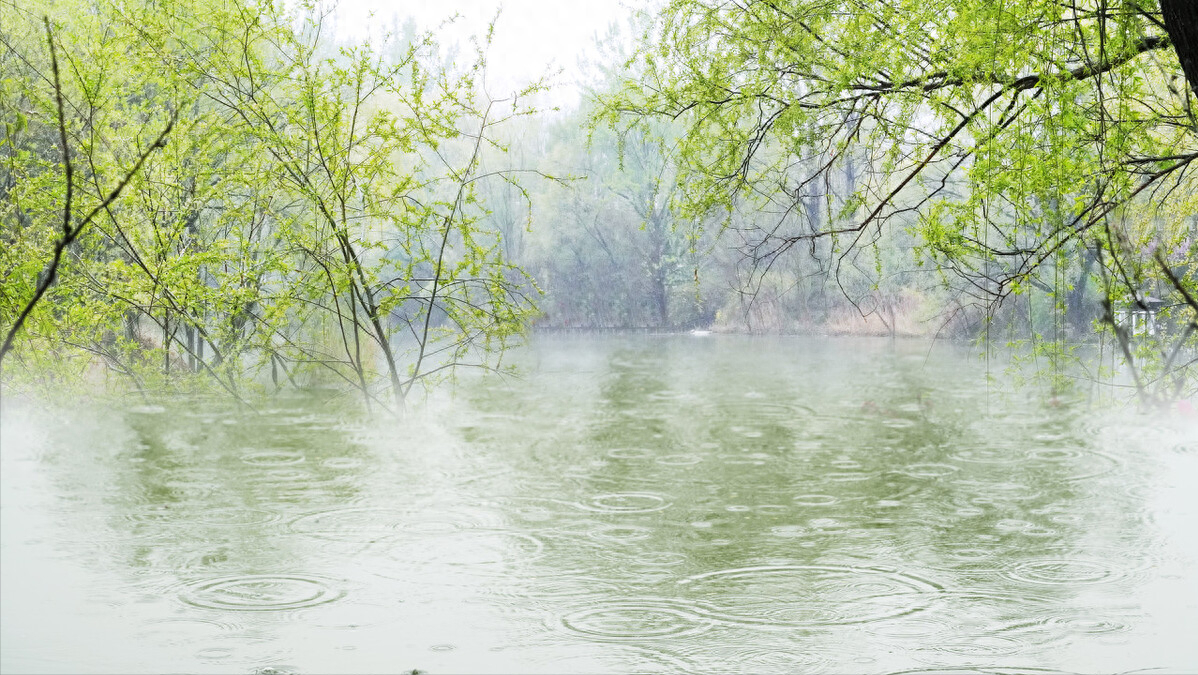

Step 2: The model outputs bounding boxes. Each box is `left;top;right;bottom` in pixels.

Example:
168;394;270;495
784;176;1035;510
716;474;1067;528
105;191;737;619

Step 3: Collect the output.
925;634;1024;657
793;494;839;506
655;453;705;466
708;399;817;422
1038;613;1131;634
898;463;960;478
709;645;832;672
587;523;654;544
1023;446;1121;481
193;507;280;526
1003;557;1127;586
134;616;241;647
677;565;942;627
866;615;957;640
555;597;716;642
576;492;672;514
635;551;689;567
951;447;1024;466
501;572;624;602
384;530;545;574
180;574;344;611
607;447;654;460
289;507;410;541
193;632;290;666
397;505;503;534
241;450;306;466
888;668;1074;675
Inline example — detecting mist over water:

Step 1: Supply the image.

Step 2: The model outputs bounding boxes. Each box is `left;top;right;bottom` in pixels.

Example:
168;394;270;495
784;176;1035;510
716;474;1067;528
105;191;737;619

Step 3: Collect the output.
2;334;1197;673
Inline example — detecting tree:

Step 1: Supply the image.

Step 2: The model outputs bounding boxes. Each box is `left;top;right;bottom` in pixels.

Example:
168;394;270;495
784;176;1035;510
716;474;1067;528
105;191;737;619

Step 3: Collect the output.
600;0;1198;402
1;0;545;415
1;13;177;394
513;108;716;330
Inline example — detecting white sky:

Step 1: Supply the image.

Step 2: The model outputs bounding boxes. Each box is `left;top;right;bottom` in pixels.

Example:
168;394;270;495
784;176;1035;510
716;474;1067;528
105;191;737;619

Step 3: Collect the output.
331;0;648;108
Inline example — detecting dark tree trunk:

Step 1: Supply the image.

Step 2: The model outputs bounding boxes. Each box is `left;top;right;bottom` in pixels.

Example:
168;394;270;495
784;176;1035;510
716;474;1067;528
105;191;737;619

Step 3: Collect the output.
1161;0;1198;97
1067;245;1097;334
648;219;669;328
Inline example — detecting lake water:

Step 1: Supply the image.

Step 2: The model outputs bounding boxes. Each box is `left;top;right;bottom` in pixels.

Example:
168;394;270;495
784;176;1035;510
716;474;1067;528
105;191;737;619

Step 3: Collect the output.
2;335;1197;674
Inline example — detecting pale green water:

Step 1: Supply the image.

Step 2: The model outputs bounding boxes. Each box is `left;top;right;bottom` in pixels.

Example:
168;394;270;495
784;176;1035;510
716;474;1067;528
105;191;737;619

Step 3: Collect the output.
2;335;1197;674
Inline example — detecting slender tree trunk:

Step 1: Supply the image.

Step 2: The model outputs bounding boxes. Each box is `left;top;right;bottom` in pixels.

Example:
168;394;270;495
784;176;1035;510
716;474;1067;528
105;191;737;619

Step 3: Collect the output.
1067;246;1097;334
185;324;195;371
649;217;669;328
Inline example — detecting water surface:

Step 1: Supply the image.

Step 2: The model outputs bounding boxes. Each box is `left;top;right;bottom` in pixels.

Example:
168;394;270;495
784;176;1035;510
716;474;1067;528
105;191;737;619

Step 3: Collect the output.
2;335;1196;673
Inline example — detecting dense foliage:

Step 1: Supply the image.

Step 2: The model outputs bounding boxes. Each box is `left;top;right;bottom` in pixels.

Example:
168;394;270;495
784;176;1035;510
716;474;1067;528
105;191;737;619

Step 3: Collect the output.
1;0;548;414
598;0;1198;403
4;0;1197;411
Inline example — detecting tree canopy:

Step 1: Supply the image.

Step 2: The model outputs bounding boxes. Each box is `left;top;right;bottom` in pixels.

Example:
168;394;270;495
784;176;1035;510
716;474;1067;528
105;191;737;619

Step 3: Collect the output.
1;0;548;414
599;0;1198;402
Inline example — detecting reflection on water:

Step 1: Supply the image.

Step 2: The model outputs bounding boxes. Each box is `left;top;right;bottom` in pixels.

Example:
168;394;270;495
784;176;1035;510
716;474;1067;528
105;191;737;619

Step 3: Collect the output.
2;335;1197;673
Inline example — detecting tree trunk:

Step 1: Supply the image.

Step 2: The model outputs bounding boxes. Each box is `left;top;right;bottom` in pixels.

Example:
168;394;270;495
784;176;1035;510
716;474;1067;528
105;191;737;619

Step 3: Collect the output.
1161;0;1198;97
1067;246;1097;334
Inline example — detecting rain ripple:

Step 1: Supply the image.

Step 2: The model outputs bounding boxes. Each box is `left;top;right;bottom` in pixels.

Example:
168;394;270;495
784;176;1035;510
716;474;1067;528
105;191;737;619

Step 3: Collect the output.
1003;557;1130;586
554;597;717;642
179;574;344;611
888;668;1074;675
380;530;545;575
677;564;942;627
575;492;672;513
288;507;410;542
